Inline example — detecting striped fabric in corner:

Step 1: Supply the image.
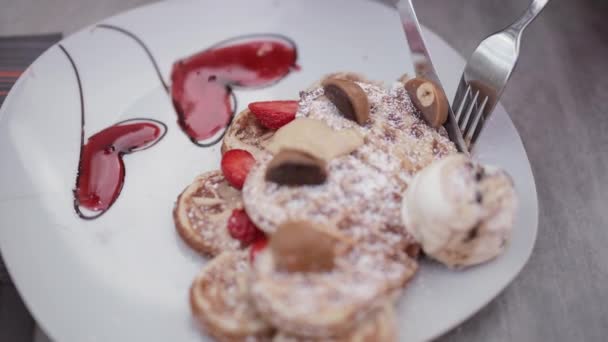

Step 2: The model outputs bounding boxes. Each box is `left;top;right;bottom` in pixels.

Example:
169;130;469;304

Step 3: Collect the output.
0;33;61;285
0;33;61;107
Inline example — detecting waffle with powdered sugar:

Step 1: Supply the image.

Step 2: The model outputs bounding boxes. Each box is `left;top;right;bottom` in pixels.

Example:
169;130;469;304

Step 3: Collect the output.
272;301;398;342
190;251;274;341
176;73;458;341
173;171;244;257
221;109;275;159
189;249;401;342
250;237;416;338
243;74;456;255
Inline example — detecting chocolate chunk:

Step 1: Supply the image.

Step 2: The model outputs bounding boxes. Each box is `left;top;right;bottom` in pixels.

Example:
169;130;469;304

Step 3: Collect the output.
464;225;480;243
270;220;339;273
406;244;421;258
475;191;483;203
404;77;448;128
265;149;327;186
322;78;370;125
410;124;424;138
475;168;485;181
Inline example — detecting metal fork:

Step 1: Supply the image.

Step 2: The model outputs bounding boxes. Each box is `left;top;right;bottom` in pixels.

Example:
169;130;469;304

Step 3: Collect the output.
453;0;550;148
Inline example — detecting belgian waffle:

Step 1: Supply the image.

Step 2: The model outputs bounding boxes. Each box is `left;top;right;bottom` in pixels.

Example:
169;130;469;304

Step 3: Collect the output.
221;109;274;158
176;73;461;341
190;251;275;341
272;301;397;342
250;227;416;338
173;171;244;257
243;76;456;255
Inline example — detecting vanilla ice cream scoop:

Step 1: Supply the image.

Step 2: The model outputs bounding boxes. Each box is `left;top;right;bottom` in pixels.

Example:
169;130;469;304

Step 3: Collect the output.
401;154;517;268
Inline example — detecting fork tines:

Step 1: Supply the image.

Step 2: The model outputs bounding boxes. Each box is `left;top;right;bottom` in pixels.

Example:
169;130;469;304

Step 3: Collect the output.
454;81;490;146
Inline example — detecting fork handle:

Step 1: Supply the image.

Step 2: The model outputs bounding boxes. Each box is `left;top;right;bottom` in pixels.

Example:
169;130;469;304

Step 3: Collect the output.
507;0;550;35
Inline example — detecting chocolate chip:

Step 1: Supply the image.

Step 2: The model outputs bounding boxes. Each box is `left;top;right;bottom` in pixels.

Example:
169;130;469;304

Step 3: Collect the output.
406;244;421;258
475;191;483;203
463;224;480;243
370;103;378;114
475;168;485;181
384;128;397;143
265;149;327;186
270;220;339;273
432;139;449;157
392;192;403;202
411;124;424;138
322;78;370;125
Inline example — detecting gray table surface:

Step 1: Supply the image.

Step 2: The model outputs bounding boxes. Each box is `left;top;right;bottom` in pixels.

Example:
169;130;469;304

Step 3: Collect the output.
1;0;607;341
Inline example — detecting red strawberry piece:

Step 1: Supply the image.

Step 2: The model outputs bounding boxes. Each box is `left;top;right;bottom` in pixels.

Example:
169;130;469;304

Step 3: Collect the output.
221;149;255;189
250;236;269;263
248;100;298;129
227;209;264;246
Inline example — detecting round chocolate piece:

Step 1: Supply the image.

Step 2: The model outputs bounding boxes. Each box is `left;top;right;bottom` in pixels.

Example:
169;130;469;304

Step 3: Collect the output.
404;77;448;128
265;149;327;186
269;220;341;273
322;78;370;125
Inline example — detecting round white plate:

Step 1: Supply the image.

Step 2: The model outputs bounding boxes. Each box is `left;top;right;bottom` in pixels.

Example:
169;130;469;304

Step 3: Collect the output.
0;0;538;341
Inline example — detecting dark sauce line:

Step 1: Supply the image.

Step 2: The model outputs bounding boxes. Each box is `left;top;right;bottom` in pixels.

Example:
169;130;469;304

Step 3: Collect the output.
113;118;168;152
75;118;167;220
93;24;298;148
172;33;297;146
197;33;299;91
58;44;167;220
60;28;298;220
176;34;297;147
74;118;167;220
95;23;236;147
57;44;97;220
95;24;169;92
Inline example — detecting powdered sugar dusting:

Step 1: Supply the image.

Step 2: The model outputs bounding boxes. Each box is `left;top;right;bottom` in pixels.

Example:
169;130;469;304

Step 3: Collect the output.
180;171;241;255
245;80;457;251
250;246;416;337
244;153;405;254
192;251;272;338
239;76;459;337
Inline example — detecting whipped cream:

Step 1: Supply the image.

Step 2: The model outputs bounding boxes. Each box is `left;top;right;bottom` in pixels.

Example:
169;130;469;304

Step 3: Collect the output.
401;154;517;268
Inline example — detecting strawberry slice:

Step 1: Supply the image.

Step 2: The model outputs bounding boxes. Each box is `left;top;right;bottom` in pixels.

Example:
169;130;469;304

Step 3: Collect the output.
221;149;256;189
248;100;298;129
227;209;265;247
249;236;269;263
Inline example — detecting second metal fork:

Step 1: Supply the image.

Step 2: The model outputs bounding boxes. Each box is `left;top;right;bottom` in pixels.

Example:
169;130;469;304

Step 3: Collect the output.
453;0;550;148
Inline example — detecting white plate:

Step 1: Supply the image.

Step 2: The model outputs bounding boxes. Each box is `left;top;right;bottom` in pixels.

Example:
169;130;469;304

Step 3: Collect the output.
0;0;538;341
